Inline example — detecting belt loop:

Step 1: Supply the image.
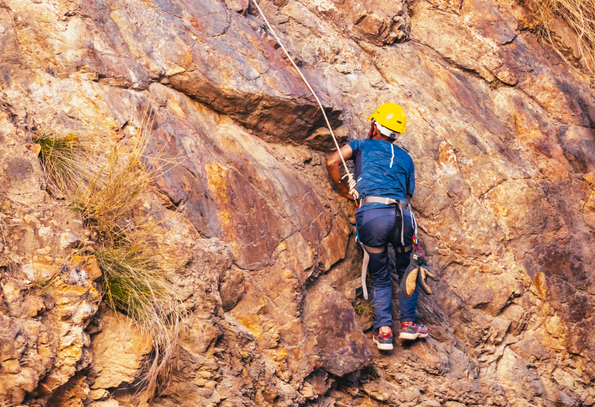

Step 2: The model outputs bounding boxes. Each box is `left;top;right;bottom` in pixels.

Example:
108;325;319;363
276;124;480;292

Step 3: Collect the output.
384;197;389;205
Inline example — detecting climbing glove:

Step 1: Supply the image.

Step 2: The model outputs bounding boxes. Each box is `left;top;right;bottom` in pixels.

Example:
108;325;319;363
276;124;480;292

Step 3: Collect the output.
417;263;437;295
399;252;438;298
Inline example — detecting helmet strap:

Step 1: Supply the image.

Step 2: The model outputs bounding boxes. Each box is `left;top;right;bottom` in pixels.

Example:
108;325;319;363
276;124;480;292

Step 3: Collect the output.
369;120;376;139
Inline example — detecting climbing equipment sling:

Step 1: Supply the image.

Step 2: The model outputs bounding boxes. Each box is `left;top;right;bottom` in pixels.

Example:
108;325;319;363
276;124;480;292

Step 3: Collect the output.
251;0;359;199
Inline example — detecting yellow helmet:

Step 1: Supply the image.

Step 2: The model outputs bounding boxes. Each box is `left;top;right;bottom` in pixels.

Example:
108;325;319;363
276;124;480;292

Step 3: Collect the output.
367;103;407;134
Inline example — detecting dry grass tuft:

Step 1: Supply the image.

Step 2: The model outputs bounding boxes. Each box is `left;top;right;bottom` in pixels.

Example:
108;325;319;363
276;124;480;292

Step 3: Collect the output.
70;131;155;246
34;115;183;395
33;132;96;197
96;233;181;393
525;0;595;79
30;272;59;294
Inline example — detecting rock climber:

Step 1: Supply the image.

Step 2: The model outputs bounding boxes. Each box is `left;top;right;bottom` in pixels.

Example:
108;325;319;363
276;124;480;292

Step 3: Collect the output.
326;103;427;351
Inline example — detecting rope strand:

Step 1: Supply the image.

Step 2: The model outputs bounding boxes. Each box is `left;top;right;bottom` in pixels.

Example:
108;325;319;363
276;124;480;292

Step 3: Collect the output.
251;0;359;199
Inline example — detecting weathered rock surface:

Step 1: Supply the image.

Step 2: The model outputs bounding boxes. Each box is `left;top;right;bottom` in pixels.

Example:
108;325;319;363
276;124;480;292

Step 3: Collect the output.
88;310;153;391
0;0;594;406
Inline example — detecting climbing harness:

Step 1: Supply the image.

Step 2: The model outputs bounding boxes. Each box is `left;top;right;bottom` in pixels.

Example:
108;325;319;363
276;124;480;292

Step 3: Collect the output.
357;197;417;300
357;200;436;300
251;0;359;200
360;197;417;246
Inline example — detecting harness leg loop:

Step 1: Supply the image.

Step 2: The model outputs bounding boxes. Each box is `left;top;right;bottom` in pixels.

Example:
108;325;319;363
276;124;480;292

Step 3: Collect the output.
359;243;385;300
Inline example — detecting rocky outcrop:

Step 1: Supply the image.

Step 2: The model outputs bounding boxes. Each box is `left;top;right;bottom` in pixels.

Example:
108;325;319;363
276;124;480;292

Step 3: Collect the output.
0;0;594;406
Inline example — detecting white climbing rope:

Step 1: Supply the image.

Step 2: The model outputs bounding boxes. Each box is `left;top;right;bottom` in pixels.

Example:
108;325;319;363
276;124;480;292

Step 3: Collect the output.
251;0;359;200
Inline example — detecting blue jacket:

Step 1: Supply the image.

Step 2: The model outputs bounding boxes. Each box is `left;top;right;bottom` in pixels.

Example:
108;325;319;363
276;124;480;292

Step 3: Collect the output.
348;138;415;213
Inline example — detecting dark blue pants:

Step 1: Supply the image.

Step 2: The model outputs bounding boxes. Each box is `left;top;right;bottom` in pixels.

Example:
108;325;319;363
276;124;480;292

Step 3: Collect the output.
356;207;419;330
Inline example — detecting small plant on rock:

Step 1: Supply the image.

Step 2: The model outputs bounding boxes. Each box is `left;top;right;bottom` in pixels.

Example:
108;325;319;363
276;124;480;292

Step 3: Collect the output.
71;131;156;245
96;232;181;392
362;362;385;380
524;0;595;81
34;114;183;395
30;272;58;294
33;132;95;197
355;300;375;319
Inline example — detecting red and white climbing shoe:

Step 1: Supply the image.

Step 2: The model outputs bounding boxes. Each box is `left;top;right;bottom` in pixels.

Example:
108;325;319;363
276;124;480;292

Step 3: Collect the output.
399;322;428;340
373;328;394;350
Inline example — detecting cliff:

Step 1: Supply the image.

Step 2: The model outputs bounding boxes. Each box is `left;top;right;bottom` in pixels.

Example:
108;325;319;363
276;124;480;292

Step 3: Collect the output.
0;0;594;406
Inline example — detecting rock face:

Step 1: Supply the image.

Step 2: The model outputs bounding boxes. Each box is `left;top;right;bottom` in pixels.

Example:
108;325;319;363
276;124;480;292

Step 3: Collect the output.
0;0;594;406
